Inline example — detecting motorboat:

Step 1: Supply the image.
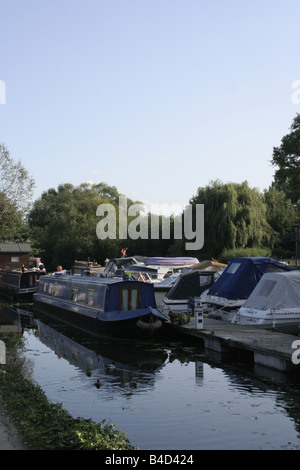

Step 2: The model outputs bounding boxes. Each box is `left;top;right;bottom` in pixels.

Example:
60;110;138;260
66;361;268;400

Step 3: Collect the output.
162;269;219;321
232;270;300;334
199;257;295;322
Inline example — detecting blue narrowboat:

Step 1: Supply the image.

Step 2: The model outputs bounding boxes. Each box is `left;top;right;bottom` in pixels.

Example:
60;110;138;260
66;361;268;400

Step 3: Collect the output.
33;275;169;338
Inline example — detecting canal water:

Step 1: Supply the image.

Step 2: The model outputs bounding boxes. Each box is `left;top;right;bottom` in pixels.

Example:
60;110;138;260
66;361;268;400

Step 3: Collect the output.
2;306;300;450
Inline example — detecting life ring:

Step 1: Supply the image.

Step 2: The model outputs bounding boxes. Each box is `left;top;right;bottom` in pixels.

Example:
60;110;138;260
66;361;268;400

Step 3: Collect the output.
137;274;146;282
137;319;162;330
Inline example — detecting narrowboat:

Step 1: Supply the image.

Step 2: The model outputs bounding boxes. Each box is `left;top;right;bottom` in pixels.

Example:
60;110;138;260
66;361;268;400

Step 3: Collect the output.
33;275;169;338
0;268;40;300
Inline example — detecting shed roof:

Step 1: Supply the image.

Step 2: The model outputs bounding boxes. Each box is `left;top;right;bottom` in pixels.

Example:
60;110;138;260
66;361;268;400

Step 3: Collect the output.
0;243;32;253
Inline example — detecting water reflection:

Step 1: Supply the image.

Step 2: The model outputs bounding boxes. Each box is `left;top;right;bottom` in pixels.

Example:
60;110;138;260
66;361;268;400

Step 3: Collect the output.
2;304;300;449
34;317;169;392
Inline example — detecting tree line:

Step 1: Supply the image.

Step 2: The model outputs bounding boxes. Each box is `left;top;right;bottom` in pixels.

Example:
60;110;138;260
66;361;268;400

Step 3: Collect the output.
1;113;300;271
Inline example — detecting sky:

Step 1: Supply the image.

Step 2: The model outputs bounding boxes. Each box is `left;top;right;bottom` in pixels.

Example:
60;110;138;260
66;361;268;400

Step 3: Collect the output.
1;0;300;215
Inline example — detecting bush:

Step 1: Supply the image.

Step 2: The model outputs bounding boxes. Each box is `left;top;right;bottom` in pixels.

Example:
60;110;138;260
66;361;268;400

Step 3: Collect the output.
219;247;272;264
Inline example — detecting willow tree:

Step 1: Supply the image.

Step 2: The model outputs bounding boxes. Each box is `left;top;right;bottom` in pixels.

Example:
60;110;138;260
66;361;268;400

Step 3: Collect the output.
189;180;272;258
264;187;298;255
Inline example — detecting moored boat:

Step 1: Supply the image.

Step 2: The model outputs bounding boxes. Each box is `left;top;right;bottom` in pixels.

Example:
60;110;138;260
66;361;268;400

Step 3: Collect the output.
0;268;40;300
33;274;169;338
199;257;295;322
162;269;218;321
231;270;300;334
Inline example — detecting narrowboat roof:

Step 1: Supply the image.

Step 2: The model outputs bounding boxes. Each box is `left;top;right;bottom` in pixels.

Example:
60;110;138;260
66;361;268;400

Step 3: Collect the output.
43;274;150;286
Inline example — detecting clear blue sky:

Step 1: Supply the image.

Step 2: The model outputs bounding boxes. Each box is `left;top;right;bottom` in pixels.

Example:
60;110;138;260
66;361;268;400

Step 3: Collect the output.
1;0;300;213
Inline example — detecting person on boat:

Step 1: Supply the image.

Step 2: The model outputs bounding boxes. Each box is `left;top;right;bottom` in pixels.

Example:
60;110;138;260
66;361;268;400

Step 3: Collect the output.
121;247;127;257
56;265;66;275
39;263;46;273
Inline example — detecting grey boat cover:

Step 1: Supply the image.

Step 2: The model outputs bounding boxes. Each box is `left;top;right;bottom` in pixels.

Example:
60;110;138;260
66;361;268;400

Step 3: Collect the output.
242;270;300;311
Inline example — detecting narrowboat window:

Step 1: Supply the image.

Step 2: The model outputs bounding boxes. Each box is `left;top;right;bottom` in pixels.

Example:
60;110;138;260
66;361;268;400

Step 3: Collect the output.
86;289;95;306
71;286;78;302
53;283;58;296
93;285;106;310
121;289;129;310
119;286;141;311
131;288;138;310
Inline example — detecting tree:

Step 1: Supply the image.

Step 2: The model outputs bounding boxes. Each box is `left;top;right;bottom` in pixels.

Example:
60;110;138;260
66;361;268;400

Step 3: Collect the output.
0;143;35;241
271;114;300;206
28;183;143;270
189;180;272;259
264;187;298;256
0;143;35;215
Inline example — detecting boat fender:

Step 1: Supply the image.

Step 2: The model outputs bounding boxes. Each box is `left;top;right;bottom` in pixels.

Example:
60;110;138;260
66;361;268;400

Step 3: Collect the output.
137;319;162;330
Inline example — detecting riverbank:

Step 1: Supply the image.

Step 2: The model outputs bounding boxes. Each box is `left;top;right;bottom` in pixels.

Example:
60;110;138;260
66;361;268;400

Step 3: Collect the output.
0;369;138;450
0;391;26;449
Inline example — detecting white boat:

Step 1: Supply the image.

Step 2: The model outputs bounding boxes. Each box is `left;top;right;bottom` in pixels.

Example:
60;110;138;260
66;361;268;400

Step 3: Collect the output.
231;270;300;334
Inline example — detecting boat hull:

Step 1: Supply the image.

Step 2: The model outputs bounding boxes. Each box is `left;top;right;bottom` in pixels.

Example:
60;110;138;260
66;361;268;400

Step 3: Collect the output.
34;296;167;339
232;308;300;335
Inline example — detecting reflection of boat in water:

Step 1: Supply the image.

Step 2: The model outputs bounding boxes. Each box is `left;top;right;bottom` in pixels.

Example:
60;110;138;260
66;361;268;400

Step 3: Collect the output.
34;275;169;339
33;317;169;388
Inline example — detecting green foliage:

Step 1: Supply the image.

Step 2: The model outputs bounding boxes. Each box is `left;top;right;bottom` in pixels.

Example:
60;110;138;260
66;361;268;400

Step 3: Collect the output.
0;143;35;215
28;183;184;269
219;247;272;264
0;144;35;242
271;113;300;206
263;187;297;256
28;183;130;270
0;371;137;450
189;180;272;259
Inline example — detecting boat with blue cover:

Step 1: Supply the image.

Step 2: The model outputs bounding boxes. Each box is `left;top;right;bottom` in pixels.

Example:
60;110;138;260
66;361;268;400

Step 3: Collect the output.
199;257;295;322
33;274;169;338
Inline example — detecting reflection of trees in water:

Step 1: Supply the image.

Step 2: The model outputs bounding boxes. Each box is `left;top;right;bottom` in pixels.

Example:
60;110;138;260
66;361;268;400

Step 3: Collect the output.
221;366;300;440
3;306;300;441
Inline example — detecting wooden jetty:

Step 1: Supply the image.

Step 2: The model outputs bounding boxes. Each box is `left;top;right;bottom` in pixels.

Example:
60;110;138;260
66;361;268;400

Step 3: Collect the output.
171;316;300;372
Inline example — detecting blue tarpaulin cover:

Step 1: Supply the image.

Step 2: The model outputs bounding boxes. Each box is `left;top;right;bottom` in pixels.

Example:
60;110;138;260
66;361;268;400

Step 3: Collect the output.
208;257;295;300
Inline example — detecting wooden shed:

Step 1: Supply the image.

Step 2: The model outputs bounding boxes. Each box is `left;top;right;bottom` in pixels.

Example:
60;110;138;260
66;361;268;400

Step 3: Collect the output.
0;243;32;270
